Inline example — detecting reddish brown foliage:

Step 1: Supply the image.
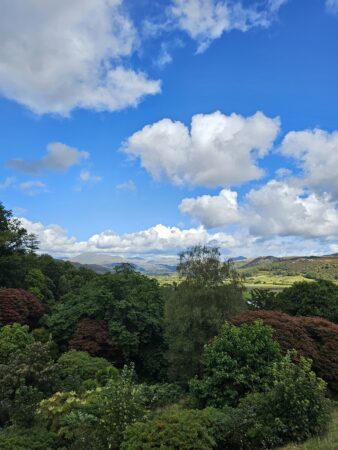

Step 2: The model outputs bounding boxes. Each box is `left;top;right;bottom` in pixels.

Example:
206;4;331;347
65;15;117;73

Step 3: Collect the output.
69;318;123;365
0;288;44;327
232;310;338;396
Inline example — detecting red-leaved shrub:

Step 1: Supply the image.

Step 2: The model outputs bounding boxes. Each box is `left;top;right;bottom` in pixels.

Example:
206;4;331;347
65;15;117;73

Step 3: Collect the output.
69;318;123;365
232;310;338;396
0;288;44;327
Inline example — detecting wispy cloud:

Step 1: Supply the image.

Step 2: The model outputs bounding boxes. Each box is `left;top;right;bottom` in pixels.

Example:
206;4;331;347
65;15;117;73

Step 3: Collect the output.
116;179;136;191
8;143;89;175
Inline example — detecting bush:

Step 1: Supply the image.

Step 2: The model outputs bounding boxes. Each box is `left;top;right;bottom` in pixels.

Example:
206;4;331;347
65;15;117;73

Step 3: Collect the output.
0;288;44;327
190;321;281;407
0;426;59;450
248;288;278;310
232;310;338;397
57;349;114;391
0;341;59;426
142;383;185;409
39;365;146;450
121;408;216;450
276;280;338;323
269;351;330;443
222;351;330;449
0;323;34;364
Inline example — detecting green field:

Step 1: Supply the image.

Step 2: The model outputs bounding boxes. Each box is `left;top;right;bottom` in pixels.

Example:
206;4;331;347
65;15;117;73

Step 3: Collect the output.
155;255;338;290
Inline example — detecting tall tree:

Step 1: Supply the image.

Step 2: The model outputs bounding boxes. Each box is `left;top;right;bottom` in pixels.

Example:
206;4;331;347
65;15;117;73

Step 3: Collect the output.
0;202;38;256
0;202;39;288
165;245;246;382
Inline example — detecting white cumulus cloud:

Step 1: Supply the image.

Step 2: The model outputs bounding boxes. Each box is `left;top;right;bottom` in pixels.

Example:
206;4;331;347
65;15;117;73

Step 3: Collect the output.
20;218;238;256
246;180;338;238
123;111;280;188
281;128;338;199
0;0;160;115
180;189;241;228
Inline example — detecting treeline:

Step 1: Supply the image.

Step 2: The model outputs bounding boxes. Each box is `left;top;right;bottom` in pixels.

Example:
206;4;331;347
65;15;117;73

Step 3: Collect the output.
0;201;338;449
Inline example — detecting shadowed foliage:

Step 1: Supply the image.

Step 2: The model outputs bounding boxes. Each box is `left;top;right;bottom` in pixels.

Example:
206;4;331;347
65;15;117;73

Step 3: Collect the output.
69;318;123;365
0;289;44;327
232;310;338;396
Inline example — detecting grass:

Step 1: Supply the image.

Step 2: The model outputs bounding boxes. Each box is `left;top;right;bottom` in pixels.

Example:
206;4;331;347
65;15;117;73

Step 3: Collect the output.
279;405;338;450
155;272;338;290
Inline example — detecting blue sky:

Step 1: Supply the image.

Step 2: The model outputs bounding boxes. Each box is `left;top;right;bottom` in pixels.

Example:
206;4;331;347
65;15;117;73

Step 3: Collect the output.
1;0;338;257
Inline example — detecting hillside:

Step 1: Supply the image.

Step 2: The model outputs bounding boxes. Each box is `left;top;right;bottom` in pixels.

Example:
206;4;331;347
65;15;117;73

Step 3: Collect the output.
236;255;338;282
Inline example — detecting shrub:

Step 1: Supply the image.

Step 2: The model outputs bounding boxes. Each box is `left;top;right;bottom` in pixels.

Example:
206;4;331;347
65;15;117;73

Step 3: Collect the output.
0;323;34;364
248;288;278;310
190;321;281;407
0;288;44;327
39;365;146;450
0;341;59;426
276;280;338;323
121;408;216;450
215;351;330;449
142;383;185;409
0;426;59;450
269;351;330;443
57;349;114;391
232;310;338;397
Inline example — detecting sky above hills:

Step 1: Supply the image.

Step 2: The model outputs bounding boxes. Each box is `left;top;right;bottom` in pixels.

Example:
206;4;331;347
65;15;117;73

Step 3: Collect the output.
1;0;338;258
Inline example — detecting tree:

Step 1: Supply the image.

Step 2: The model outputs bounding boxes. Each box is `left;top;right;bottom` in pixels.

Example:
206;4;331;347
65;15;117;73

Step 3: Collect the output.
232;310;338;397
165;246;246;382
0;324;34;364
276;279;338;323
0;289;44;327
0;202;38;256
189;321;281;407
0;202;39;289
177;245;243;288
47;269;166;380
69;318;123;365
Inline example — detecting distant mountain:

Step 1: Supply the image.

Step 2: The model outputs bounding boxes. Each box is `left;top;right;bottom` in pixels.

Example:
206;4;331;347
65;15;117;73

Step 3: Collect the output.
229;256;247;261
241;256;281;268
68;253;177;275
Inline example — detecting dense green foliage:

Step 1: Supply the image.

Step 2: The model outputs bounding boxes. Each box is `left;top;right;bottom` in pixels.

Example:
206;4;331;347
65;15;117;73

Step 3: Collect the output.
121;408;216;450
232;310;338;397
39;365;146;449
0;340;59;426
0;202;336;449
276;280;338;323
0;324;34;364
47;268;166;379
226;351;330;448
0;426;59;450
190;320;281;407
57;350;115;391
